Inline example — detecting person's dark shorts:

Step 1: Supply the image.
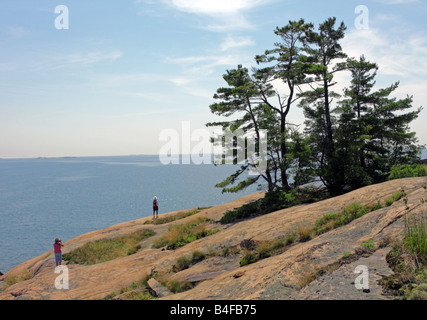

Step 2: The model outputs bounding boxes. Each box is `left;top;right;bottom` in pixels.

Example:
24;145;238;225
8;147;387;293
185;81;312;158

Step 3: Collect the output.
153;206;158;211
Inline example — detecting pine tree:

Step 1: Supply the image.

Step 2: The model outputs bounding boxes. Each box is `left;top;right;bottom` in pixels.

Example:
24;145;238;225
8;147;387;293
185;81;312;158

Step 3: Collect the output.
206;65;275;192
208;17;424;196
333;55;379;190
300;17;348;194
337;55;423;187
254;19;314;191
367;85;423;181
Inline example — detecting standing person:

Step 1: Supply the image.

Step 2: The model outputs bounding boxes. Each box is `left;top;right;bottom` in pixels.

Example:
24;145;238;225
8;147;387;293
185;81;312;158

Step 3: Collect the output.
153;196;159;220
53;238;64;267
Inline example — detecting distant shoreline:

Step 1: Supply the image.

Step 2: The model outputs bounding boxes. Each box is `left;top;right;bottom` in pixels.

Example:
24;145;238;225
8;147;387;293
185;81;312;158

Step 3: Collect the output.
0;149;426;161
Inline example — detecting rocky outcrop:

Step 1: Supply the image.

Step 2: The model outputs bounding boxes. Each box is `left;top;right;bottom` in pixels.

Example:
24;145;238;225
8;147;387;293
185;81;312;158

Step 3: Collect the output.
1;178;426;300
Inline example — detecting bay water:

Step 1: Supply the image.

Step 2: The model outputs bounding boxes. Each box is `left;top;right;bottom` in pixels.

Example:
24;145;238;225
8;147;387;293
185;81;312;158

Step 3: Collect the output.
0;155;258;273
1;150;426;274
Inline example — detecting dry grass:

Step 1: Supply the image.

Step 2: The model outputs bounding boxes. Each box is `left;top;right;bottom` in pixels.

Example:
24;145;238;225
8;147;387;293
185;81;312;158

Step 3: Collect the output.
144;208;209;225
297;224;314;242
296;264;319;289
63;229;155;265
152;217;219;250
3;269;32;289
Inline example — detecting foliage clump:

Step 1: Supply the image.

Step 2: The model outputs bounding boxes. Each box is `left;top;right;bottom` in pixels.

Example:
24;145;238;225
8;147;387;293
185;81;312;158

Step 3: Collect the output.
388;164;427;181
380;184;427;300
220;187;328;224
152;218;219;250
63;229;155;265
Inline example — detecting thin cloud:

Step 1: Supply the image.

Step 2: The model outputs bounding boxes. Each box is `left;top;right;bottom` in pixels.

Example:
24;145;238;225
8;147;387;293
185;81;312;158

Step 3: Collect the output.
3;26;29;38
220;35;255;51
342;26;427;145
168;0;267;15
166;54;244;75
342;28;427;78
30;50;123;71
139;0;276;31
378;0;419;4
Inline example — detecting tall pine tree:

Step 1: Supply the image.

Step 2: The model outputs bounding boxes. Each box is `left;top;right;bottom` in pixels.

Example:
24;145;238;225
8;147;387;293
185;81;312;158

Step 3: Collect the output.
300;17;348;194
336;55;423;188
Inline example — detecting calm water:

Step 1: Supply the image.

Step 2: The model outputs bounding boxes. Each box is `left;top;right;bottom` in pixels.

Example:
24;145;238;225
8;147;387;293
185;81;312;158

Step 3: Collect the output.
0;155;258;273
1;150;426;273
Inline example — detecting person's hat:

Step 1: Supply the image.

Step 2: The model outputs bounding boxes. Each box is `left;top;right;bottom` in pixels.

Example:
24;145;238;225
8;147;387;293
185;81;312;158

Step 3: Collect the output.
55;238;61;242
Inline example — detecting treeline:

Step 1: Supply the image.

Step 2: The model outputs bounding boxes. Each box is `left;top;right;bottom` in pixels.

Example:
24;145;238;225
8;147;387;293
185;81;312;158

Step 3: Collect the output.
207;17;424;196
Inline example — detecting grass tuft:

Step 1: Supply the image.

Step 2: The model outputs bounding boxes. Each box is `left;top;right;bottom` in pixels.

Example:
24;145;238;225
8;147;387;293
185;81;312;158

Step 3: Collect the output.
173;251;206;272
152;218;219;250
3;269;32;289
63;229;155;265
144;208;210;225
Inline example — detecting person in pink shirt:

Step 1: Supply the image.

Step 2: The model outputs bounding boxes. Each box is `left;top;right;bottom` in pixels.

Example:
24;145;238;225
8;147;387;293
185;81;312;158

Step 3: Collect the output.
53;238;64;267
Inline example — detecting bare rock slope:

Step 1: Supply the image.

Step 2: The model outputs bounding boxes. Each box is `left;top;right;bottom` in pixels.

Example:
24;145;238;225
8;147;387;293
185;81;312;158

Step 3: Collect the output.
1;177;426;300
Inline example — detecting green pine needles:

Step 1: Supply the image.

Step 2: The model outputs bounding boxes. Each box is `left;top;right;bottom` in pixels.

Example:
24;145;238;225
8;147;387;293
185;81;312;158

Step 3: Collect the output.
208;16;424;196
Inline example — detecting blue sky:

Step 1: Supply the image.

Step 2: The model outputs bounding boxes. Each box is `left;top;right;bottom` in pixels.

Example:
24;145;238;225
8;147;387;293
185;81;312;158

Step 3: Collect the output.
0;0;426;158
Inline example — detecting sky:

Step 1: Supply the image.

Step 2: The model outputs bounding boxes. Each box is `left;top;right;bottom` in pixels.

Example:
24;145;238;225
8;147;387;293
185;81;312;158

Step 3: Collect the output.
0;0;426;158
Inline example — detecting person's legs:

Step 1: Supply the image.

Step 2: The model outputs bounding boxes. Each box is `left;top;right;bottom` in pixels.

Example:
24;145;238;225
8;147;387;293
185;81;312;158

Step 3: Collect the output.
55;253;62;267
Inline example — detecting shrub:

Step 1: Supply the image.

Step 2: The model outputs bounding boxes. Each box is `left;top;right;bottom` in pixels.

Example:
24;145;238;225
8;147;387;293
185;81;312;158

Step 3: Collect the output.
384;191;403;207
385;198;394;207
240;250;259;266
382;235;427;300
388;164;427;181
346;203;368;217
360;239;376;251
369;200;383;211
315;212;338;227
174;256;192;272
219;187;329;224
314;203;370;235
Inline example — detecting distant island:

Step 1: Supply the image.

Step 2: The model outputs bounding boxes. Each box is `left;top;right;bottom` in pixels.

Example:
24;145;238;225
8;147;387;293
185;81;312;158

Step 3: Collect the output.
36;156;78;160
